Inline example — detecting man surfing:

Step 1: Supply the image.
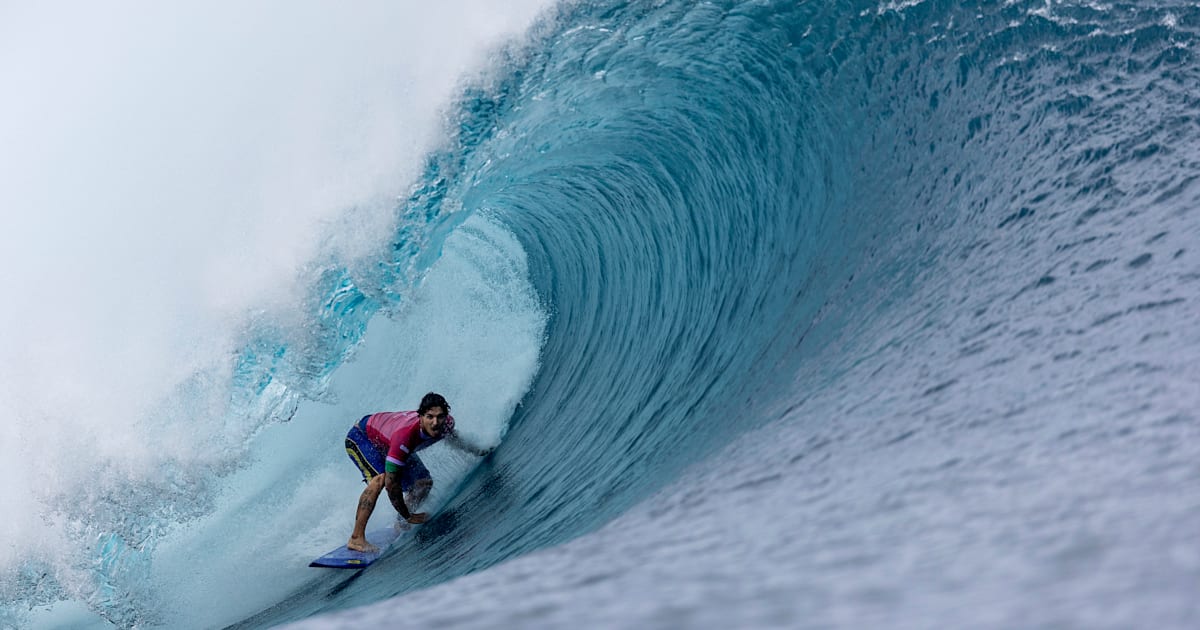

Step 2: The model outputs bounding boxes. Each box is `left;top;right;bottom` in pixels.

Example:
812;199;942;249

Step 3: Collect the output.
343;392;490;553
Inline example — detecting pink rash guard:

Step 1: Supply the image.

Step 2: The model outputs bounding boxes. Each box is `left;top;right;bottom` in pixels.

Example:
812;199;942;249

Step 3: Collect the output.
364;411;456;473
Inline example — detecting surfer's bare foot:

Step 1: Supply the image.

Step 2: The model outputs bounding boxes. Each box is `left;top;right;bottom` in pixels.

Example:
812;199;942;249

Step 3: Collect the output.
347;536;378;553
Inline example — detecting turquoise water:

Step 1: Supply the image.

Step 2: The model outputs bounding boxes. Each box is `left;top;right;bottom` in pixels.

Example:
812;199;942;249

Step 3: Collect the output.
4;0;1200;628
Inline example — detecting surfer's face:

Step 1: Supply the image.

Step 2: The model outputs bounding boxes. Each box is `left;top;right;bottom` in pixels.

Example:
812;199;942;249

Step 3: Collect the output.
421;407;448;437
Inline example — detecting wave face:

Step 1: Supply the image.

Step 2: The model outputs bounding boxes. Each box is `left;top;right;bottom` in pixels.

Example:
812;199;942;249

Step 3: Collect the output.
8;0;1200;627
271;0;1199;627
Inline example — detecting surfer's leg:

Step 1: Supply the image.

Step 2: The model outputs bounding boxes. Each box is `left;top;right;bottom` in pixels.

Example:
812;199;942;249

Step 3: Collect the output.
348;474;384;552
345;416;386;552
403;456;433;508
408;478;433;508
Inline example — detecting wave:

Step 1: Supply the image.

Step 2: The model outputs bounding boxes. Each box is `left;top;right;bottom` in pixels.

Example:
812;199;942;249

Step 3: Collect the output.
6;0;1200;627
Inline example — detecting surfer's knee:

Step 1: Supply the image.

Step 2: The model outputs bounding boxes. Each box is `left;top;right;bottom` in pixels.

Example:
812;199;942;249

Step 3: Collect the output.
408;478;432;506
366;474;385;494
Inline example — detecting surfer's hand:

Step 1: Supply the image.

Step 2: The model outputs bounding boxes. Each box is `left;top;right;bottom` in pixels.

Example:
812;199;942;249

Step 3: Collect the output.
405;512;428;524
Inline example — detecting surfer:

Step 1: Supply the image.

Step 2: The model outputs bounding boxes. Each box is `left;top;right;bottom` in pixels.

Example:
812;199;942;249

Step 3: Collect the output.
343;392;490;552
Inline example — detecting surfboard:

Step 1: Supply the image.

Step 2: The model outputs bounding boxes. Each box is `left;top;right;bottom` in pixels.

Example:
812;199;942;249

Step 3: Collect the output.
309;525;407;569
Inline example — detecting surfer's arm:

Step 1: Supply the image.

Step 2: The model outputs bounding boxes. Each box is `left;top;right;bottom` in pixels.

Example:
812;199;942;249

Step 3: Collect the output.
446;430;492;457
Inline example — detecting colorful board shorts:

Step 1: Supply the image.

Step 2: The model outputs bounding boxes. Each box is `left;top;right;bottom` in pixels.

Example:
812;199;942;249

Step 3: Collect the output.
345;415;431;491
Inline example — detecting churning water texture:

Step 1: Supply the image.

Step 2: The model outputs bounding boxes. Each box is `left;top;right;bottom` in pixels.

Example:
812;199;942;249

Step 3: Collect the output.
6;0;1200;628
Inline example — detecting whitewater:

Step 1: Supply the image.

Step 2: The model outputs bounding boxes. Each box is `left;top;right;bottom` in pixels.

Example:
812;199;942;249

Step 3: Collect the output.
2;0;1198;628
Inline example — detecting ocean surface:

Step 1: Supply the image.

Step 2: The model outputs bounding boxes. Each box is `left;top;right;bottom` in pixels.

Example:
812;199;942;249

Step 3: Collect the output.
2;0;1199;628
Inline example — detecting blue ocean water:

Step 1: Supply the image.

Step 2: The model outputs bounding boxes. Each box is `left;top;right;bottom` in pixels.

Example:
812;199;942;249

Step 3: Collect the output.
5;0;1200;627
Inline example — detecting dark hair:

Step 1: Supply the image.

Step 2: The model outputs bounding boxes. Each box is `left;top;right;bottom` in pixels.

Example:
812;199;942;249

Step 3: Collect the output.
418;392;450;415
